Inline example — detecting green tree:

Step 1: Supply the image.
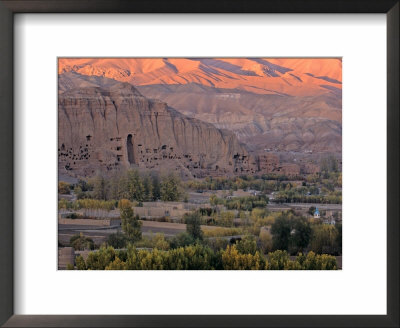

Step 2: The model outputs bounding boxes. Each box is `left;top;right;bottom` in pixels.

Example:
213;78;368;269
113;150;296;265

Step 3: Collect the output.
160;173;181;201
170;232;195;249
74;185;86;199
76;179;90;192
301;251;337;270
235;235;257;255
259;228;273;253
85;246;116;270
209;194;217;206
107;233;128;249
152;233;170;250
289;218;311;254
142;173;153;201
126;170;144;202
320;154;339;175
218;211;235;227
92;175;107;200
70;233;95;251
119;199;142;242
267;250;290;270
151;173;161;200
185;211;203;240
270;214;291;250
222;245;266;270
75;255;86;270
105;257;127;270
107;172;125;200
310;224;339;254
58;181;70;194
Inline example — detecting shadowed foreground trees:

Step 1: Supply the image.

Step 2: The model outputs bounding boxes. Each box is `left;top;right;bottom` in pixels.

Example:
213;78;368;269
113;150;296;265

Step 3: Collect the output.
270;213;312;255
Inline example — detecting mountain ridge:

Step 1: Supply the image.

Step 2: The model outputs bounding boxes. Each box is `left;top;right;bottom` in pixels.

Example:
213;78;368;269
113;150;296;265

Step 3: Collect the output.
59;58;342;97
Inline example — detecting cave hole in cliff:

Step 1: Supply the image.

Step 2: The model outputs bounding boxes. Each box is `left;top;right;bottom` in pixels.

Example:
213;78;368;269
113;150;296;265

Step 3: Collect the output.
127;134;136;165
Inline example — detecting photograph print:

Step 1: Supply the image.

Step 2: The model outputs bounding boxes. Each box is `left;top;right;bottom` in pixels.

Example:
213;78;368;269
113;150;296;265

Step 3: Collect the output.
58;58;342;270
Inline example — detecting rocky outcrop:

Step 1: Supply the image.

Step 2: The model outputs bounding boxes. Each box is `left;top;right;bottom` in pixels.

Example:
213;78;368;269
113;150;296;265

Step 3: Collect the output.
58;76;253;178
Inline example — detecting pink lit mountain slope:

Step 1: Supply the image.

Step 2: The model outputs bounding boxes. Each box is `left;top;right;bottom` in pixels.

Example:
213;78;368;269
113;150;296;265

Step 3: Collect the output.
59;58;341;97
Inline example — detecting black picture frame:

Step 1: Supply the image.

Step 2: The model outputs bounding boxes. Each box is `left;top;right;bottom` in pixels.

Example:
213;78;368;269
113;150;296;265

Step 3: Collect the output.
0;1;398;327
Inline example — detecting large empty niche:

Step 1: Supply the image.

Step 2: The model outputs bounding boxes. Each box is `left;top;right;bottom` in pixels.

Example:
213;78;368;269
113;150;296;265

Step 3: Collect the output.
127;134;136;165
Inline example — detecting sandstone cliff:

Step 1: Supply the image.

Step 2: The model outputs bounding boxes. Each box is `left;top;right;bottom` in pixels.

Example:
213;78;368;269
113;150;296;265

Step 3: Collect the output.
58;58;342;154
58;73;253;178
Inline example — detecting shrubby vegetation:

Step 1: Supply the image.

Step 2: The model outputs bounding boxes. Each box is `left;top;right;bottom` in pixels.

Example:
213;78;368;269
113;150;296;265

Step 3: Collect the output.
210;194;269;211
134;233;170;250
58;198;116;211
58;181;71;194
72;244;337;270
106;233;128;249
202;227;243;238
70;233;94;251
273;190;341;204
169;232;195;249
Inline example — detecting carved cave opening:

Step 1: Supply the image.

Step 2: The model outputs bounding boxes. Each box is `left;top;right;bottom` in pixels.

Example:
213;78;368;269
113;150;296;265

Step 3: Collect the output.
127;134;136;165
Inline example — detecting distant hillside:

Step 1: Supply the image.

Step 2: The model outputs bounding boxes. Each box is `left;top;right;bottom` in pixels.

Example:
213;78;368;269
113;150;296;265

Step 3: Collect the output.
137;83;342;153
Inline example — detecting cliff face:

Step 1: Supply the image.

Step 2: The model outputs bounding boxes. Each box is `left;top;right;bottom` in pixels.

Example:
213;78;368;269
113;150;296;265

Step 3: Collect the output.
58;75;252;178
58;58;342;154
